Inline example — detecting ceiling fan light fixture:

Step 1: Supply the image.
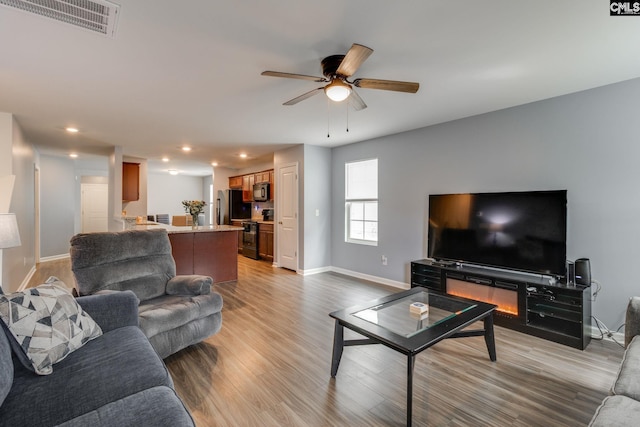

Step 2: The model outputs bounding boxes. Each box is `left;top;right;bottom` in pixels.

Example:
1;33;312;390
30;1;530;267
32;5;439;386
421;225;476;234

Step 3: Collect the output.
324;79;351;102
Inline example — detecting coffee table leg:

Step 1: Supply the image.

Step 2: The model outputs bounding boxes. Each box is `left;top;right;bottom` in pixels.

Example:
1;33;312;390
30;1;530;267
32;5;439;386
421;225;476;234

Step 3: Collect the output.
407;354;415;427
484;314;497;362
331;320;344;377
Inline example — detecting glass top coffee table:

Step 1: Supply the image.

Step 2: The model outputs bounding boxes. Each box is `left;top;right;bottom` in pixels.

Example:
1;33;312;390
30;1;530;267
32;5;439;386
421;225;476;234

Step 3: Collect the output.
329;287;497;427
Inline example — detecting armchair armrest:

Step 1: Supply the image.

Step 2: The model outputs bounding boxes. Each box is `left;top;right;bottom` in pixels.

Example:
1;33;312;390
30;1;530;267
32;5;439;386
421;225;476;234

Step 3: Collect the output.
76;290;140;333
166;275;212;296
625;296;640;347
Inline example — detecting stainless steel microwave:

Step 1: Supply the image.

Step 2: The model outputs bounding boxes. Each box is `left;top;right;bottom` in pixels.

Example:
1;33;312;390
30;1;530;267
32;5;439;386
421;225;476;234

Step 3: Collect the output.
253;183;270;201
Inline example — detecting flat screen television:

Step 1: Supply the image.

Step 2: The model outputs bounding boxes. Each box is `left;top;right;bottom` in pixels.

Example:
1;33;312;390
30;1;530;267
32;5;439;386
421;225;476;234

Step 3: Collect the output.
428;190;567;276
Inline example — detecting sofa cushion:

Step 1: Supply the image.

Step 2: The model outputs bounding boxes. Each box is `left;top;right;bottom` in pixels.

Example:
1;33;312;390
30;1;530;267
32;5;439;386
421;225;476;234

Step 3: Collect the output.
76;291;140;332
589;395;640;427
0;323;12;407
612;335;640;399
166;275;212;296
0;277;102;375
149;311;222;359
55;386;195;427
625;297;640;347
0;326;173;427
138;292;223;339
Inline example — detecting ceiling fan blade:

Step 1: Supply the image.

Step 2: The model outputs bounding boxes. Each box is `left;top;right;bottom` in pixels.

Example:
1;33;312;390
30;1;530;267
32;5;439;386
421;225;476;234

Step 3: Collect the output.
283;87;324;106
336;43;373;77
354;78;419;93
262;71;326;82
349;89;367;111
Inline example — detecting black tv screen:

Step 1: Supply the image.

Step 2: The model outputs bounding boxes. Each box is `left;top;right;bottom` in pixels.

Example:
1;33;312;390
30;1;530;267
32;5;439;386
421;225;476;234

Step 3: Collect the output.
428;190;567;276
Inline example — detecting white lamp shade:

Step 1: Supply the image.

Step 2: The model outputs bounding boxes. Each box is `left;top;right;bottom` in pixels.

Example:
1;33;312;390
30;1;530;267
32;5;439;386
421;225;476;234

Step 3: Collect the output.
0;213;21;249
324;79;352;102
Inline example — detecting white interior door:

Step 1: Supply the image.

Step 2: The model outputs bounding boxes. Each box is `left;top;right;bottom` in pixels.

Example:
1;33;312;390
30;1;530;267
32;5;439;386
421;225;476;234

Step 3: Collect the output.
278;163;298;271
81;183;108;232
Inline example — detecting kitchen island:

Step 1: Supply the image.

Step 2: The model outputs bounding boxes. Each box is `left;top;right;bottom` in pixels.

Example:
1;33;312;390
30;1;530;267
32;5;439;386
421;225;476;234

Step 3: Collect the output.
132;223;243;283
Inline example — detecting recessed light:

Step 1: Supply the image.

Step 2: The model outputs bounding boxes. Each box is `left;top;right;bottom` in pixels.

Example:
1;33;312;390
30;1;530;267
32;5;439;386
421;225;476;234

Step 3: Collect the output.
162;157;169;162
69;153;78;158
168;169;179;175
181;146;191;152
66;127;79;133
211;162;218;167
239;153;247;158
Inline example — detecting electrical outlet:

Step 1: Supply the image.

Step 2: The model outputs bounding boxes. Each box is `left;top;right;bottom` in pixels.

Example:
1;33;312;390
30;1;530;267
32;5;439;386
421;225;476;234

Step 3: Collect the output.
381;255;388;266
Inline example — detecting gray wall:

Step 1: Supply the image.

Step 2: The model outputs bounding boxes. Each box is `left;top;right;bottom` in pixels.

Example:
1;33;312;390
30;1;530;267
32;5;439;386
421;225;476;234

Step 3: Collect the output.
331;77;640;329
2;116;37;292
40;155;75;258
303;144;331;271
147;172;205;219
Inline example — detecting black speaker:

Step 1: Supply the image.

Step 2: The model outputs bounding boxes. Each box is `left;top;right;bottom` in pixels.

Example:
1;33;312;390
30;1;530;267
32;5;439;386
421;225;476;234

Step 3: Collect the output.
574;258;591;286
566;261;575;285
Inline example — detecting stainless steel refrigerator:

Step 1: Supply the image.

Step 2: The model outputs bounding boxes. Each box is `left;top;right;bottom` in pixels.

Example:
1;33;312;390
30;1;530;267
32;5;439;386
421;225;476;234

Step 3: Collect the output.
217;189;251;225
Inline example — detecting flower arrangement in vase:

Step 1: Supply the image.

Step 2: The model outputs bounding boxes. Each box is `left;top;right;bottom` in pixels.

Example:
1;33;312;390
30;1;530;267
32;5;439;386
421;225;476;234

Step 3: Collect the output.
182;200;206;229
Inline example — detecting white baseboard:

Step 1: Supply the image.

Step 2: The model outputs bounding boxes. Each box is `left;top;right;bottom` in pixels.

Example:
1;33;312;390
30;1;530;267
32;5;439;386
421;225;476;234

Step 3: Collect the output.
329;266;409;290
17;265;36;292
298;266;332;276
297;264;409;289
39;253;70;263
15;255;70;291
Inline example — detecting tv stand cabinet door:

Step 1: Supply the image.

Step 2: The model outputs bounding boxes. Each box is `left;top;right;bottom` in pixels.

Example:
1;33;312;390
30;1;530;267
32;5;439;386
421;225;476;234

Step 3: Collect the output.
410;261;444;291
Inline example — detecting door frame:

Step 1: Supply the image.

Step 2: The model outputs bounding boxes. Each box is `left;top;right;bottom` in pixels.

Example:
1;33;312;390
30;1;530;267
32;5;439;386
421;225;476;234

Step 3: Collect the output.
34;165;40;264
275;162;299;271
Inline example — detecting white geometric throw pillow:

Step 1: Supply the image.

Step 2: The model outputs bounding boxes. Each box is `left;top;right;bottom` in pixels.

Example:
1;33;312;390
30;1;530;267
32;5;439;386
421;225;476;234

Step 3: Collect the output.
0;277;102;375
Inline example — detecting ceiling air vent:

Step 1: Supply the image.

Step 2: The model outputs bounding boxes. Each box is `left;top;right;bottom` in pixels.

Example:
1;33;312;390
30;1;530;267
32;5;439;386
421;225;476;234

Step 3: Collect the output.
0;0;120;38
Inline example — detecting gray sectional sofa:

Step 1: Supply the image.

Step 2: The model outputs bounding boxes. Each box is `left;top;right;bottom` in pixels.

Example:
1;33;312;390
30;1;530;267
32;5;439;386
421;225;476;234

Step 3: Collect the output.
589;296;640;426
0;290;195;427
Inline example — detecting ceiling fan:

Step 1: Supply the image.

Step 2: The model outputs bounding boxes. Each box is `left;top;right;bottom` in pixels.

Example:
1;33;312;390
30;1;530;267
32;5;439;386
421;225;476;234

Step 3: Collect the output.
261;43;419;111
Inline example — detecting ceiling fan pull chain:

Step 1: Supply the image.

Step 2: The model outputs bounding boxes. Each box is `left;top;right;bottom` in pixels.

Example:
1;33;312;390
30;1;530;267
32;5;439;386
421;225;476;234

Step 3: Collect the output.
346;102;349;133
327;98;331;138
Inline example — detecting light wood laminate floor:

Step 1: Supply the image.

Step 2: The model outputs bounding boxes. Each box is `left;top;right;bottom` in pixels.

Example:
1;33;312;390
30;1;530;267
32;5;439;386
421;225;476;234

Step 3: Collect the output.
29;256;623;426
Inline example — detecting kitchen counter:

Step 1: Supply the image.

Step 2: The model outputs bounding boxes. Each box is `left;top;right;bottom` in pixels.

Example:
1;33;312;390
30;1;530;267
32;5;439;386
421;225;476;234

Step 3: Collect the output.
132;223;243;233
133;222;242;284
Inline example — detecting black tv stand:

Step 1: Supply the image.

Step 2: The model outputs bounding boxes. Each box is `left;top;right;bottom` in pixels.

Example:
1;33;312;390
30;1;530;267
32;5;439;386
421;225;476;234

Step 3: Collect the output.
430;260;458;268
411;259;591;350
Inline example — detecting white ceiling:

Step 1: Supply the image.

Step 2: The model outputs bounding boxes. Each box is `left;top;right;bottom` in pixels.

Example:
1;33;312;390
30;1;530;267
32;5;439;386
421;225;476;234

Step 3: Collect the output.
1;1;640;175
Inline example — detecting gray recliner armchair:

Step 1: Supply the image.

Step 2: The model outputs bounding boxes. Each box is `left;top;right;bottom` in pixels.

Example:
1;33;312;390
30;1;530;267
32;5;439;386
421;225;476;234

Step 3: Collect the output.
69;228;223;359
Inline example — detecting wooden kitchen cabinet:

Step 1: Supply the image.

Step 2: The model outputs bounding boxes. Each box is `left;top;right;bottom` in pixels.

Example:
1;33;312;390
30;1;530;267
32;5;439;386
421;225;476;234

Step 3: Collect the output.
230;170;274;201
269;170;274;201
168;230;239;283
193;231;238;283
254;171;270;183
258;222;274;262
229;176;243;189
168;232;193;275
231;220;244;254
242;174;255;202
122;162;140;201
